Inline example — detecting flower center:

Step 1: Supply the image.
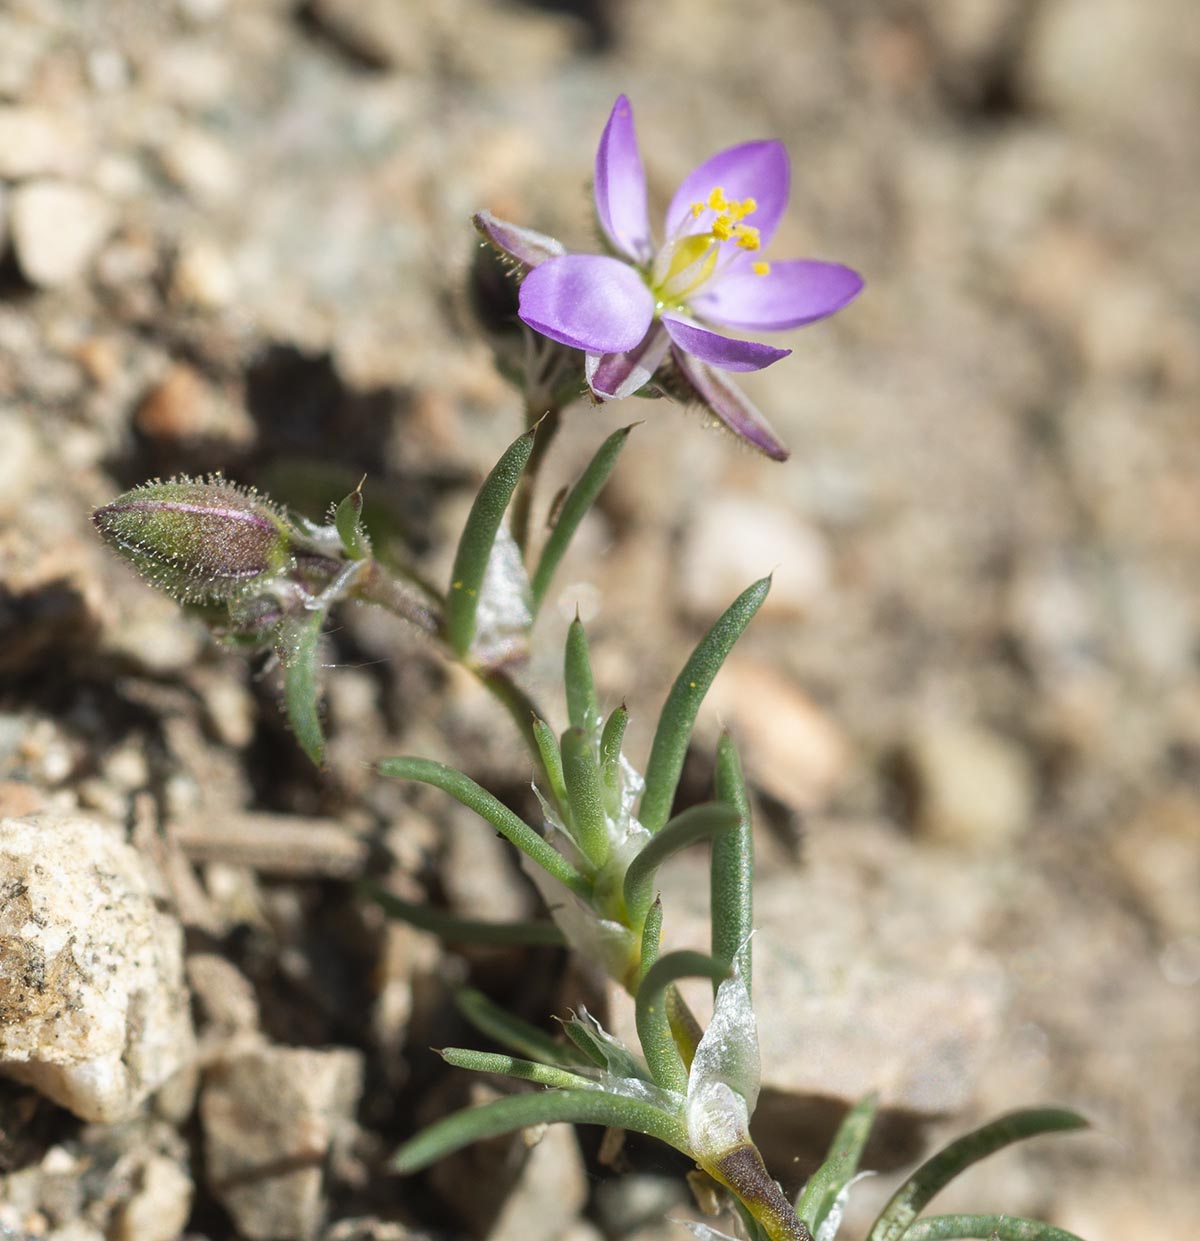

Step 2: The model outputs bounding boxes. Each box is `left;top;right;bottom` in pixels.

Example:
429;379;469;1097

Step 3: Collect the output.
649;185;770;310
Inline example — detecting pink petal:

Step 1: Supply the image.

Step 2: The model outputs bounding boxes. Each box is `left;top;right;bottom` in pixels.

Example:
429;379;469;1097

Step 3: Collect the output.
693;259;864;331
519;254;654;354
665;141;790;248
662;315;790;372
474;210;566;270
586;322;670;401
673;349;790;462
594;96;653;264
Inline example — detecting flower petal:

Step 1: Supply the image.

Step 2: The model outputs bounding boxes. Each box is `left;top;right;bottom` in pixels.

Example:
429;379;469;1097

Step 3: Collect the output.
595;96;653;263
473;210;566;270
662;314;790;372
519;254;654;354
693;259;864;331
666;141;790;247
586;321;670;401
673;348;790;462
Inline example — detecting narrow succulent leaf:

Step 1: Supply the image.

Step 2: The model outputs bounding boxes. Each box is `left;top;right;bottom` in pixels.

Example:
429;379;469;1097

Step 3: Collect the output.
600;703;630;813
712;732;754;992
667;986;704;1070
561;727;610;869
454;987;581;1067
640;577;771;832
391;1089;690;1174
564;617;600;734
530;424;634;613
640;896;663;981
377;757;591;898
637;951;730;1094
439;1047;598;1091
561;1017;611;1068
796;1093;879;1232
445;428;536;656
278;609;326;767
624;802;743;926
900;1217;1084;1241
867;1109;1088;1241
531;716;570;822
363;883;566;947
333;481;369;558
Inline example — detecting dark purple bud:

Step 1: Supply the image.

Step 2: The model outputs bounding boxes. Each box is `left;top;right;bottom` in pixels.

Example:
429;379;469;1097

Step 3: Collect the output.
92;477;292;602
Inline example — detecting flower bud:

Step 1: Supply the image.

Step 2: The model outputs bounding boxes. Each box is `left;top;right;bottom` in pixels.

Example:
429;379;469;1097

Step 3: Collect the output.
92;477;293;602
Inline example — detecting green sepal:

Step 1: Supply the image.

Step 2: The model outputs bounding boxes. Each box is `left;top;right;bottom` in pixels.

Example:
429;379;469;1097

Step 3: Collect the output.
277;609;326;767
560;1017;610;1068
362;883;565;947
531;716;570;822
899;1217;1084;1241
439;1047;597;1091
623;802;743;928
636;950;730;1094
640;577;771;833
796;1092;879;1233
599;703;629;814
564;617;599;734
333;479;370;559
560;726;609;870
530;424;634;614
391;1088;690;1174
377;756;591;899
867;1108;1089;1241
445;427;536;657
454;987;581;1067
712;731;753;994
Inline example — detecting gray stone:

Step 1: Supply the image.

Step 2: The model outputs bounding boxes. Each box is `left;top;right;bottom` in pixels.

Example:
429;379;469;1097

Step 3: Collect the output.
201;1046;364;1241
10;180;116;287
0;815;196;1123
110;1154;194;1241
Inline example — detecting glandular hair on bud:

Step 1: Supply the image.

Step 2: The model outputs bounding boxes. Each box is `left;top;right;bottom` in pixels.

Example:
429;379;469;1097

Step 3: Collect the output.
92;477;292;602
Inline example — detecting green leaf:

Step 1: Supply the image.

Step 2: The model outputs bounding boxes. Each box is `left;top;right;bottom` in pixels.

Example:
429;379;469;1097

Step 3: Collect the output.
278;609;326;767
623;802;743;927
796;1093;879;1233
560;726;609;869
529;424;634;614
333;479;370;558
899;1216;1084;1241
867;1109;1089;1241
445;428;536;657
640;577;771;833
564;617;599;733
712;731;753;995
439;1047;597;1091
531;716;570;821
391;1088;690;1174
640;896;663;981
454;987;580;1067
362;883;566;947
561;1017;610;1068
377;756;591;898
599;703;629;814
636;950;730;1094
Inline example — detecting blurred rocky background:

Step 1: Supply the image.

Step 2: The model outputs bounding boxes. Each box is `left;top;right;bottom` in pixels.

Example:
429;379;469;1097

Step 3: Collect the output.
1;0;1197;1238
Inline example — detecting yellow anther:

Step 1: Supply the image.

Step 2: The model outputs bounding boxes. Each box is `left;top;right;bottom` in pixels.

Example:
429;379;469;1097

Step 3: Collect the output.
739;196;757;217
733;224;761;251
707;186;728;211
691;201;706;218
711;214;735;241
753;261;771;276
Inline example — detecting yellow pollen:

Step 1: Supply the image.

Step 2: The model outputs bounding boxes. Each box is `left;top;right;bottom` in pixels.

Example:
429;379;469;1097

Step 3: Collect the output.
753;261;770;276
711;214;735;241
733;224;761;251
707;186;728;211
691;201;705;218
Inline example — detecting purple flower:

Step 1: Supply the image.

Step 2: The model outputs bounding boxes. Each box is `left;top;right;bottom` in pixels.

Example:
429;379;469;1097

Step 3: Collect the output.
476;96;863;461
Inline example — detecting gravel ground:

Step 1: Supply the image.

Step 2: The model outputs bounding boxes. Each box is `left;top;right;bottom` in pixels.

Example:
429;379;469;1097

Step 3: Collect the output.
1;1;1197;1238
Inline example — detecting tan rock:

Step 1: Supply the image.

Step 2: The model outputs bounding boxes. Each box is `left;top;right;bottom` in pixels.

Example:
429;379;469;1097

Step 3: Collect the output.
110;1154;194;1241
10;180;117;288
0;107;90;179
0;815;196;1123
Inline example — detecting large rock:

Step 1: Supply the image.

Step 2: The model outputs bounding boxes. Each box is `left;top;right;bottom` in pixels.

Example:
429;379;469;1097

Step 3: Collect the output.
0;815;195;1122
9;180;116;287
